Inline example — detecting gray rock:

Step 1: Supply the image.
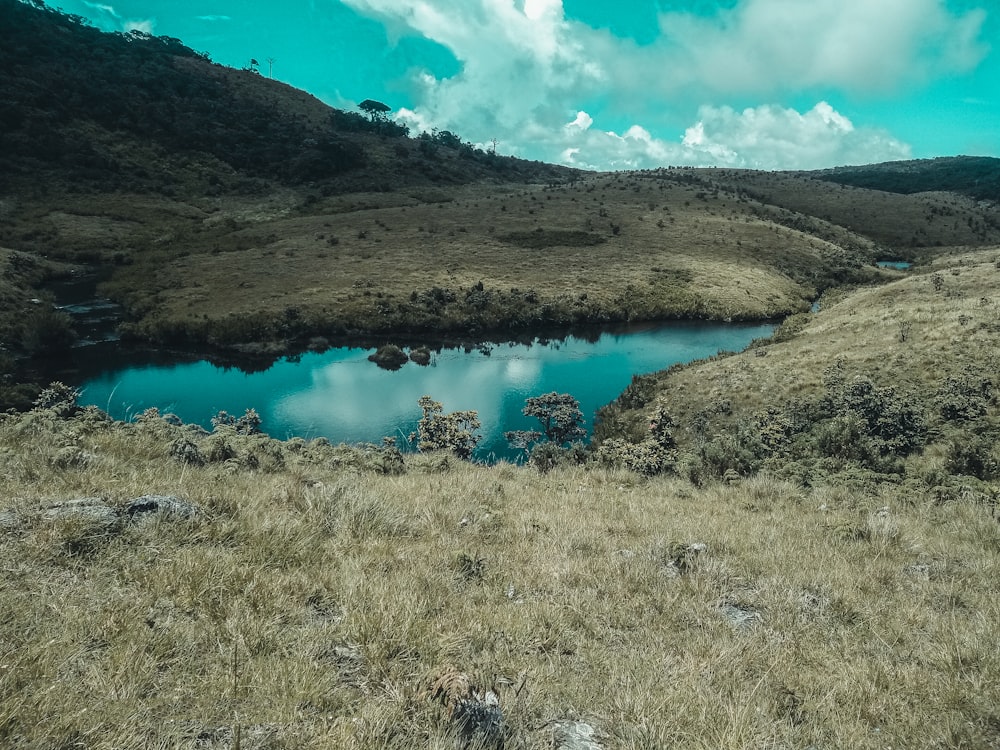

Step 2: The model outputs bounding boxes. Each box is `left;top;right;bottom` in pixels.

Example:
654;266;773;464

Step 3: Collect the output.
125;494;200;523
42;498;118;528
904;563;931;581
552;720;603;750
718;601;760;630
454;691;506;750
0;509;24;532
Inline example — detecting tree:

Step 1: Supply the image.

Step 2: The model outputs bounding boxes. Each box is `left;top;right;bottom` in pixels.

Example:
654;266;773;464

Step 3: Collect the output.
412;396;481;459
520;392;586;446
358;99;391;123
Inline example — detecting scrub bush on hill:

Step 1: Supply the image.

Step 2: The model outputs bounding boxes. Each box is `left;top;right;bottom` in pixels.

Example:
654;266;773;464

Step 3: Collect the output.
413;396;481;459
522;392;586;446
595;405;679;476
18;305;75;355
504;392;585;452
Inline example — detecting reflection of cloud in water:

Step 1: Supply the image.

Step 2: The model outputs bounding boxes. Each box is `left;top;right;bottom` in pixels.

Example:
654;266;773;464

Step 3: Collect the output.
272;349;543;444
76;322;776;459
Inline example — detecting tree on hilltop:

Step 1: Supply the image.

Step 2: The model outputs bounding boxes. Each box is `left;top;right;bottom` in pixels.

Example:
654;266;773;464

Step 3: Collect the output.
359;99;391;122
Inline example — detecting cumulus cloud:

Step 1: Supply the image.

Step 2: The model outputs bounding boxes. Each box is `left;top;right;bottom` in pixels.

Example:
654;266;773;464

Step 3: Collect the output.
551;102;910;170
337;0;984;169
656;0;988;94
81;1;155;35
124;19;155;34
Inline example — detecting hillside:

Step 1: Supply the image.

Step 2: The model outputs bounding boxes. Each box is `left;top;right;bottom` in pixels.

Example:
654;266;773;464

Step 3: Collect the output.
0;0;574;197
1;262;999;746
596;245;1000;490
3;0;1000;387
811;156;1000;203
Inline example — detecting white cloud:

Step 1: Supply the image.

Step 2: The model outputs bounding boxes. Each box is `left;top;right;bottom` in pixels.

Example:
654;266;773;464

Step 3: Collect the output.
656;0;989;95
566;111;593;131
196;15;232;22
337;0;983;169
124;19;155;35
548;102;911;171
679;102;911;169
81;1;155;35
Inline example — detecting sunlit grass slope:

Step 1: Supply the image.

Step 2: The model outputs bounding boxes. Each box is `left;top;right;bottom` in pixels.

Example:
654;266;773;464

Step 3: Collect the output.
1;400;998;749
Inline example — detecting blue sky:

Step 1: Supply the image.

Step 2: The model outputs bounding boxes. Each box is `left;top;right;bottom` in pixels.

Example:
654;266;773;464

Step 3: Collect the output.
54;0;999;170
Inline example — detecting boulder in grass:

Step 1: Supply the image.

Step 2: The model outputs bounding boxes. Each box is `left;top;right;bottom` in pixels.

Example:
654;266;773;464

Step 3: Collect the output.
125;494;201;523
42;497;118;529
552;720;604;750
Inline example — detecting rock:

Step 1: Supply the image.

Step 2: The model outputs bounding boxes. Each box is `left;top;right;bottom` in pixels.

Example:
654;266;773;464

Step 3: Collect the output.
718;601;760;630
42;498;118;529
0;509;24;532
454;691;506;750
904;563;931;581
125;494;200;523
368;344;408;370
552;720;604;750
409;345;432;366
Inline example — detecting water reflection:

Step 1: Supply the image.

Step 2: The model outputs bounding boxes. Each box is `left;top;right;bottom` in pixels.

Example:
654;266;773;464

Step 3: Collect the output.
76;321;774;461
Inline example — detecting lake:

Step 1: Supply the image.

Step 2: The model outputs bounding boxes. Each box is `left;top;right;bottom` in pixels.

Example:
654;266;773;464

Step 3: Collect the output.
74;321;774;462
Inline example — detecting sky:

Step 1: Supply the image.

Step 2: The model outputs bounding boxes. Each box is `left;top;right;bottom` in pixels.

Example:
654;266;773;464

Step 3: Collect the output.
52;0;1000;171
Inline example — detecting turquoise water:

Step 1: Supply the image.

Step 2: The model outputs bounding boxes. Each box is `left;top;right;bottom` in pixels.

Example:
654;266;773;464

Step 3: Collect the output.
76;322;774;461
877;260;912;270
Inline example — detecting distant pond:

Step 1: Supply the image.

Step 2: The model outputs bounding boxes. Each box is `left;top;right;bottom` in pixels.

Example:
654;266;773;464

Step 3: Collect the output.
73;322;774;462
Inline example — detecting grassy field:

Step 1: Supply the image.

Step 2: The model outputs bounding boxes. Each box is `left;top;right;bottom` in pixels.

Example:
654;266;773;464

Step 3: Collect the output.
3;248;1000;748
597;247;1000;439
10;167;1000;359
2;398;998;749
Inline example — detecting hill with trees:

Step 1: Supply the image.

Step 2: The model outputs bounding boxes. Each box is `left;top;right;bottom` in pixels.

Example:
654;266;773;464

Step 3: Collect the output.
2;2;1000;746
810;156;1000;202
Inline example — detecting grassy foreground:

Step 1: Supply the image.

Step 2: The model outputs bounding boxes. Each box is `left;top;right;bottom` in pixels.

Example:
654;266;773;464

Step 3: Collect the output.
2;385;999;748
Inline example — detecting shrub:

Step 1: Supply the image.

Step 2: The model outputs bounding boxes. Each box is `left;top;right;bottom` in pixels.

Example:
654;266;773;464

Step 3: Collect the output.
528;441;587;473
19;306;75;355
935;373;993;422
943;435;996;479
820;371;926;457
596;405;680;477
594;438;673;476
413;396;481;459
31;381;80;419
211;409;262;435
521;392;586;446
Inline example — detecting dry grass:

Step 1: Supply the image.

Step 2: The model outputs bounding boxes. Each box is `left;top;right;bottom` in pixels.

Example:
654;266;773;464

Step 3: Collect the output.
7;169;971;352
4;166;998;354
607;246;1000;450
1;400;998;749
